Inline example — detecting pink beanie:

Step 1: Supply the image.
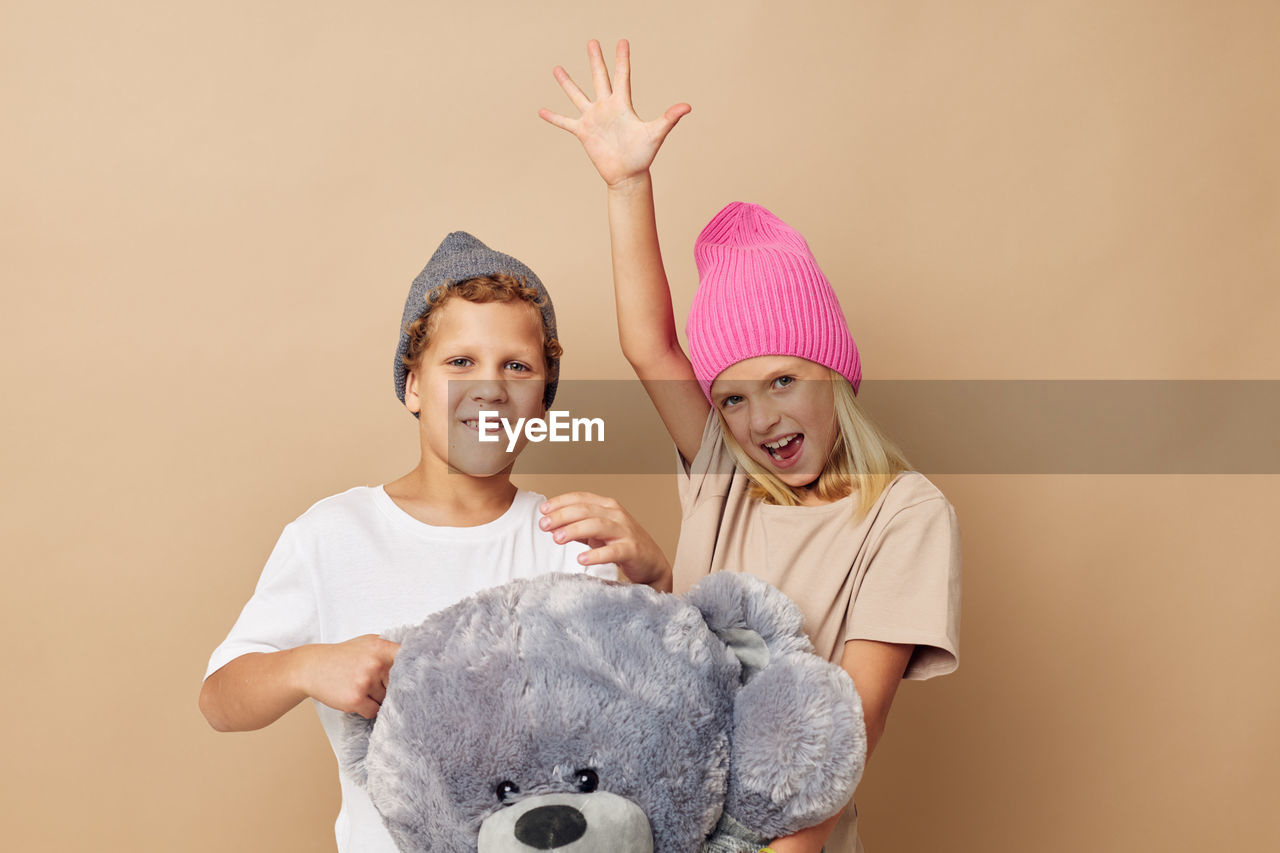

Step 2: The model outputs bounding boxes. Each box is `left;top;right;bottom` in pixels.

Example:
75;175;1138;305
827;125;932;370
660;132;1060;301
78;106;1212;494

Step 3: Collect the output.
687;202;861;399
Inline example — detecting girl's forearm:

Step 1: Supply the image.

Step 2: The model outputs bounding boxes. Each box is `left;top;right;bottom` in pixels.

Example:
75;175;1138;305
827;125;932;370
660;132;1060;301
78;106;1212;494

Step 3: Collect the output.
605;172;684;370
767;806;845;853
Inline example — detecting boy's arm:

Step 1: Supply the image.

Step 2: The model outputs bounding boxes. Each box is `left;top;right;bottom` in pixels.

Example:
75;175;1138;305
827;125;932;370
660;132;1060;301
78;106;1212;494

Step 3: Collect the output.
198;635;399;732
540;39;710;463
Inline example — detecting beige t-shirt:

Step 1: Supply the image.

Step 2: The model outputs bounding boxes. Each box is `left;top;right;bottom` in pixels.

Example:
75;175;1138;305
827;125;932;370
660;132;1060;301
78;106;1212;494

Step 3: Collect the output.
672;412;962;852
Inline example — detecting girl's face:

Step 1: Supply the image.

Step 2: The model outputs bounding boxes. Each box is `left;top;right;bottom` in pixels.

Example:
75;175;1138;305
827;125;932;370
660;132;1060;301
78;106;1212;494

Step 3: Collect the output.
710;356;838;492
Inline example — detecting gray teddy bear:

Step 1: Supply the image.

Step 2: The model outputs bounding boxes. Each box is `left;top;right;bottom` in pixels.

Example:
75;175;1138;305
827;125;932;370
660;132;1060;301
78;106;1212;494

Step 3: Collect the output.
341;572;865;852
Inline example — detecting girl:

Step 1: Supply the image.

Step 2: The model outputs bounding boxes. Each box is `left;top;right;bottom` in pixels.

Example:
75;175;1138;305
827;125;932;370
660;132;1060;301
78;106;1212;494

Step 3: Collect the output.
539;40;961;853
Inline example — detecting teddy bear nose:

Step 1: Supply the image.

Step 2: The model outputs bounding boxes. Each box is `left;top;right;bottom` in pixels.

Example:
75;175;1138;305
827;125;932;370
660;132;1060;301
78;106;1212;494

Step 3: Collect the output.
513;804;588;849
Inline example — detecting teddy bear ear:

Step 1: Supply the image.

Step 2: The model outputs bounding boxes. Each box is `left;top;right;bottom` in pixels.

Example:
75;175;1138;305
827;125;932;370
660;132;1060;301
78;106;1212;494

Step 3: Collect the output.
682;572;814;666
714;626;770;683
727;652;865;837
336;623;416;788
339;714;375;787
683;573;866;839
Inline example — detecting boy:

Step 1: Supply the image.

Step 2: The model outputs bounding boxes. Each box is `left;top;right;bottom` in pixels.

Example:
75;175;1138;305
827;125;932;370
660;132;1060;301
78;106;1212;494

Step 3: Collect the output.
199;232;671;852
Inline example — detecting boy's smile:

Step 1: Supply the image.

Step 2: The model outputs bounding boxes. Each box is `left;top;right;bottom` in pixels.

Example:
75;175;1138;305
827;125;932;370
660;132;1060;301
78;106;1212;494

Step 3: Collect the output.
711;356;838;495
404;298;548;479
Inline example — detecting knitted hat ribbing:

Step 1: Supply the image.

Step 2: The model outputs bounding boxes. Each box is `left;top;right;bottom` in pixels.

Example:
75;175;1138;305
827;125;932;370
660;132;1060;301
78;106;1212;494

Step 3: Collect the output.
687;202;861;399
395;232;559;414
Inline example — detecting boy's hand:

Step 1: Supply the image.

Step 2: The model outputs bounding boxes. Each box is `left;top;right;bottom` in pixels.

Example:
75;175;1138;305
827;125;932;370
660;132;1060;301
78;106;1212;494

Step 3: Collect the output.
297;635;400;720
540;492;672;591
539;39;690;188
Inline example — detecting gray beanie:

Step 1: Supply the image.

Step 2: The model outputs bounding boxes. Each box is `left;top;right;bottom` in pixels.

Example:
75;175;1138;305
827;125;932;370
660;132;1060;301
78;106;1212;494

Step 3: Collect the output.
395;231;559;414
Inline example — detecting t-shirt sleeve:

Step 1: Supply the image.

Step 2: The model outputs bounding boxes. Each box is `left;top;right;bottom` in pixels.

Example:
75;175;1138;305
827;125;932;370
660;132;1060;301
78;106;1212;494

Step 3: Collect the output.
204;522;320;679
846;495;962;680
675;410;737;516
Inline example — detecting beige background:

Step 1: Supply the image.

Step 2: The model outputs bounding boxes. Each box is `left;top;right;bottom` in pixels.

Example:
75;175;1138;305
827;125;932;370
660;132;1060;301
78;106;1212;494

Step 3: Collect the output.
3;1;1278;850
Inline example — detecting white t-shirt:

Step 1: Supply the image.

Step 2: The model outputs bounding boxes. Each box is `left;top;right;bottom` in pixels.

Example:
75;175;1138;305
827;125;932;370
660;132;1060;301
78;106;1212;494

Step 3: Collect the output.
205;486;617;853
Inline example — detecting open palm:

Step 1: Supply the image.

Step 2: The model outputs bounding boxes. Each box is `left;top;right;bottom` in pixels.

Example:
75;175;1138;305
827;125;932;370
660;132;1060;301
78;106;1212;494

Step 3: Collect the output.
539;39;691;187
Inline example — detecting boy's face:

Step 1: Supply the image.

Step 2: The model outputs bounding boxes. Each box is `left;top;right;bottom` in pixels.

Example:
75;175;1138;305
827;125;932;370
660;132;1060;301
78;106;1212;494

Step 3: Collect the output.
405;298;548;478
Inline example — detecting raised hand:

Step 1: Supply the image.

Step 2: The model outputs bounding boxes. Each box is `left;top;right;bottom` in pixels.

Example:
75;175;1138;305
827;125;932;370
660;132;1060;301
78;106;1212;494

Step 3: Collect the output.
539;39;691;188
540;491;672;591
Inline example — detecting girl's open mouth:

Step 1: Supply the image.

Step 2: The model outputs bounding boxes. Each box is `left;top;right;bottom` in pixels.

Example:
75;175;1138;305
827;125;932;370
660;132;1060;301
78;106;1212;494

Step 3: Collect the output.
762;433;804;468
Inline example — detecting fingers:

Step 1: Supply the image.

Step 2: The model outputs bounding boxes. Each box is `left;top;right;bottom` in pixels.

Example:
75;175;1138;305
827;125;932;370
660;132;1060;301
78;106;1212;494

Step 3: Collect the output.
539;494;621;536
548;517;615;547
587;38;612;100
552;65;592;113
650;102;692;145
614;38;632;106
375;638;400;667
577;542;624;567
344;678;384;720
539;486;658;576
663;102;693;125
356;652;392;718
538;108;578;133
541;491;611;514
354;636;397;716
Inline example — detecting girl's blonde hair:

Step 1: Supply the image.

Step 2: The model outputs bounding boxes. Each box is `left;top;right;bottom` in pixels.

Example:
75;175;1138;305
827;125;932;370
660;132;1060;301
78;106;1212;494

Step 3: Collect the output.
718;369;910;517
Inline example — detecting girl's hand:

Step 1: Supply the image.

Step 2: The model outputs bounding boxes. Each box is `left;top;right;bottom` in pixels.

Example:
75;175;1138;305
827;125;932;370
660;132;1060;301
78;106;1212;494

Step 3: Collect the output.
539;39;691;189
540;491;673;591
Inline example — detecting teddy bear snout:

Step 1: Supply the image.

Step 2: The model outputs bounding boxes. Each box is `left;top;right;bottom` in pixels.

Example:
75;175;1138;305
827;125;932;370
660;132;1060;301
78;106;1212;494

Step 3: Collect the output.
477;791;655;853
514;804;587;848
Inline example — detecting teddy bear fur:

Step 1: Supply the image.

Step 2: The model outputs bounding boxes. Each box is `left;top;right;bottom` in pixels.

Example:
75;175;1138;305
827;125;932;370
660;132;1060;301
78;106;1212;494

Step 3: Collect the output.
341;572;865;853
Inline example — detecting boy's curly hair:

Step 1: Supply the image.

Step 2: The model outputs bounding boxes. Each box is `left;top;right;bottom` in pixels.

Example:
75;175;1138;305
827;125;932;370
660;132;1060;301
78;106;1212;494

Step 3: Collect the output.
400;273;563;372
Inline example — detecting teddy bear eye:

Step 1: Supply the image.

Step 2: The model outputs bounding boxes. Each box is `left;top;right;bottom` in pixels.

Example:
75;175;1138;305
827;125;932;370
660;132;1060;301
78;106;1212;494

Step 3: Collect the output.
496;780;520;804
573;769;599;793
